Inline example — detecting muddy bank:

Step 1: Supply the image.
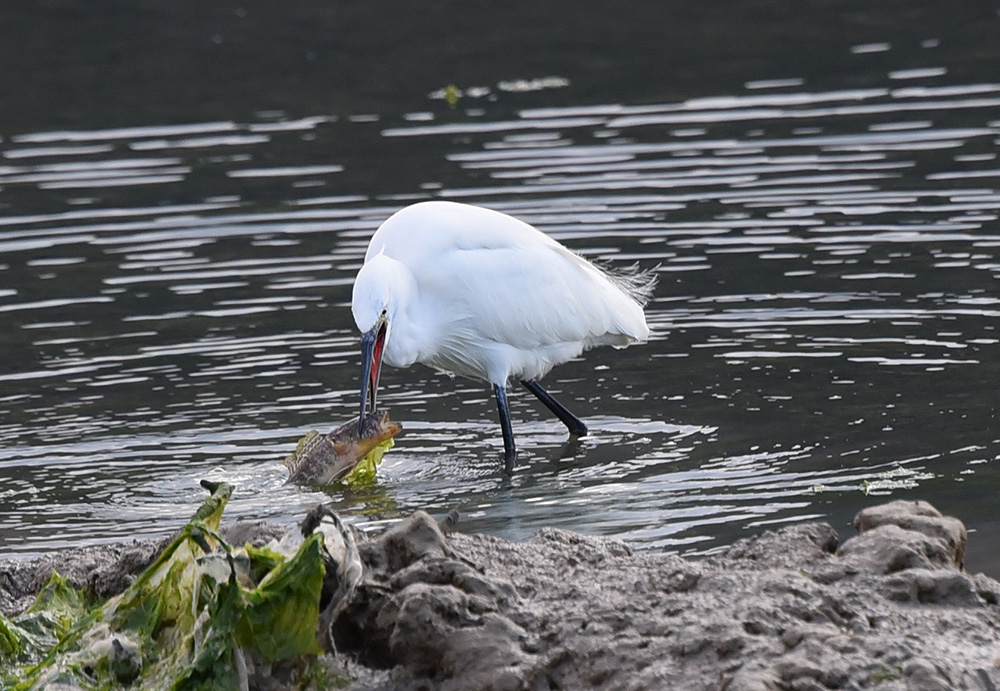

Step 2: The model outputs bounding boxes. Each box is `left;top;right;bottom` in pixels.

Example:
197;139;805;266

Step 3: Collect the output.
3;499;999;690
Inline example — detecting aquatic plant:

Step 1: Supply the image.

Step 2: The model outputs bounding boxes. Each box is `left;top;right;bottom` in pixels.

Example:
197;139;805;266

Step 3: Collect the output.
0;480;331;690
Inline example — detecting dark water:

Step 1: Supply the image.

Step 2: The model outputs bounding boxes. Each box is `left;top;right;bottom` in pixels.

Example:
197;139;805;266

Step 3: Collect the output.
1;1;998;575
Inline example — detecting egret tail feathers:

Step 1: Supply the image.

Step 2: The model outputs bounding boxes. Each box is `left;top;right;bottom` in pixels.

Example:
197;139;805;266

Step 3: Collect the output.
602;261;659;308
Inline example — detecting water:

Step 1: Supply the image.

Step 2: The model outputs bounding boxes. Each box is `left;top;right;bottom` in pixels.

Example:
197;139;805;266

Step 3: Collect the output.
1;2;998;575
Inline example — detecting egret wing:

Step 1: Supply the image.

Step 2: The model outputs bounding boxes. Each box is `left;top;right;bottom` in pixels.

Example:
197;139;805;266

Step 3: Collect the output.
414;241;643;349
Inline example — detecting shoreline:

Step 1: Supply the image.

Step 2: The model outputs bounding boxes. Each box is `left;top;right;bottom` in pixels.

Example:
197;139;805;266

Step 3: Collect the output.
3;499;999;690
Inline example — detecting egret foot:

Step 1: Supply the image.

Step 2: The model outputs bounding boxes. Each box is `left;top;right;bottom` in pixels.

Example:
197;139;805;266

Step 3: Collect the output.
521;380;588;437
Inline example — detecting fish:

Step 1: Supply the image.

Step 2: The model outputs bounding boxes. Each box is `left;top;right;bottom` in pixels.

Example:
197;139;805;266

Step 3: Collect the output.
282;410;402;486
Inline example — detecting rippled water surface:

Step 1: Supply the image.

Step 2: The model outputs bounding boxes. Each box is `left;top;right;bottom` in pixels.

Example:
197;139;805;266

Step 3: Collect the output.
2;3;998;574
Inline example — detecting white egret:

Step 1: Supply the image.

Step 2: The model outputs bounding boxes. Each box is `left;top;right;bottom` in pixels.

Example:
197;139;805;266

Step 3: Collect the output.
352;200;654;464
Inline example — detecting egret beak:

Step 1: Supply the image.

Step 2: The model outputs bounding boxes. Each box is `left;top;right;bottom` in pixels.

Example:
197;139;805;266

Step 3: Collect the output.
359;319;387;433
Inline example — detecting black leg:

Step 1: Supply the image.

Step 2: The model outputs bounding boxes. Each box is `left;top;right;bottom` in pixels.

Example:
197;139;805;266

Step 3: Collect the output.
521;380;588;437
493;382;517;464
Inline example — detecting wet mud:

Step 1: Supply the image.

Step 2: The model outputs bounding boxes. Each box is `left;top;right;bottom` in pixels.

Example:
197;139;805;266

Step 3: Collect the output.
3;500;998;690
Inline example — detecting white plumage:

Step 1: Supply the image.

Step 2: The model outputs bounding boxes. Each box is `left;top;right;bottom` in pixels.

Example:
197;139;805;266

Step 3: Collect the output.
352;200;654;463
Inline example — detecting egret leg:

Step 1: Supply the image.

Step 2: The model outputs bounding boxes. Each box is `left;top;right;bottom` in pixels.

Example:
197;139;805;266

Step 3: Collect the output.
521;380;588;437
493;382;517;464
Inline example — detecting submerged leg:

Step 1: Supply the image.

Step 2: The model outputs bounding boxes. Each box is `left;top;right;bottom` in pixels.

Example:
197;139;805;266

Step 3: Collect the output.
493;382;517;464
521;380;588;437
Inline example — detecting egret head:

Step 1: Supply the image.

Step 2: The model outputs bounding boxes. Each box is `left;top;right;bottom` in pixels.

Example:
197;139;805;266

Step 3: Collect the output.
352;253;400;431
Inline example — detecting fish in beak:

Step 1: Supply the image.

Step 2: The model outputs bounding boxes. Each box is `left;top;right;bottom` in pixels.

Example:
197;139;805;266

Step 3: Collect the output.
283;410;402;486
359;317;387;433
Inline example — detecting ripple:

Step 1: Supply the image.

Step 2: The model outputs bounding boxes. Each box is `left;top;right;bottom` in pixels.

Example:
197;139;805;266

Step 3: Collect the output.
12;121;239;144
226;164;345;178
889;67;948;80
0;295;114;314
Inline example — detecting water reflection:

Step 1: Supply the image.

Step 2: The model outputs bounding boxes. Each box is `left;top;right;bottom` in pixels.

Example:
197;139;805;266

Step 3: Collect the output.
1;38;998;576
